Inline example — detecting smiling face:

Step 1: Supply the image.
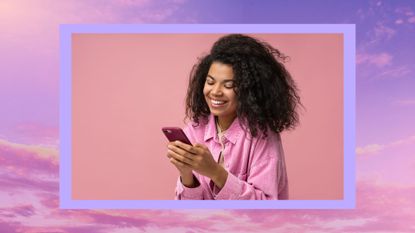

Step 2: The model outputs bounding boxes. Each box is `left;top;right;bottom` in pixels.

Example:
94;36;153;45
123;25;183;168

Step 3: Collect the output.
203;62;238;127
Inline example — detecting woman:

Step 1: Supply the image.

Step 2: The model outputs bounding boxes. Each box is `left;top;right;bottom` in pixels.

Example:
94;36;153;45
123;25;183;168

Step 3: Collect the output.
167;34;300;200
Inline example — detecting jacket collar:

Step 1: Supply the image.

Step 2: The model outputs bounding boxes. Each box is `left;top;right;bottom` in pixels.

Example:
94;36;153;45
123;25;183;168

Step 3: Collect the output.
203;114;243;145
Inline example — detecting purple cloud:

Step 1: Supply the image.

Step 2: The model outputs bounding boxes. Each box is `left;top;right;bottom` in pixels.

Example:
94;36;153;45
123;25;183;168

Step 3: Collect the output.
5;205;35;218
0;173;58;193
0;139;58;176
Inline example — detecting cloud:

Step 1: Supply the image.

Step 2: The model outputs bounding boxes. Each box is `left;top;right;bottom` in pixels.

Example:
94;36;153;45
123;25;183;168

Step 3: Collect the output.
227;181;415;233
377;65;412;78
395;19;404;24
6;205;36;218
356;144;385;154
373;22;396;41
358;61;412;80
395;6;414;16
0;137;58;197
0;138;58;162
0;138;58;174
356;134;415;155
0;172;58;193
356;52;393;67
317;217;377;230
13;122;59;146
110;0;151;7
395;6;415;24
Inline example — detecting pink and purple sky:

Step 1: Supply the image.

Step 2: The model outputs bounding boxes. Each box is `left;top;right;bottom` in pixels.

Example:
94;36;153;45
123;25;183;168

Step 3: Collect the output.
1;0;415;232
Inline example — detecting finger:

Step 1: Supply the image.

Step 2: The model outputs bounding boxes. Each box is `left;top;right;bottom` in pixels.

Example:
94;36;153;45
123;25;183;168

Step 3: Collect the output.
170;157;191;169
168;144;196;161
169;157;183;170
174;141;197;154
168;148;194;166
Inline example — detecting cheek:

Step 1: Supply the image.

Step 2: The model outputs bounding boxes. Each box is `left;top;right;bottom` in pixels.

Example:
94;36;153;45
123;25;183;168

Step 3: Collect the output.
230;93;238;109
203;85;209;96
226;90;237;103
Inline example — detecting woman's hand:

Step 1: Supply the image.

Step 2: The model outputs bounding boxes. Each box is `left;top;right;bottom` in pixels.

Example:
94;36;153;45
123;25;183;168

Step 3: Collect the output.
168;141;228;189
167;141;196;187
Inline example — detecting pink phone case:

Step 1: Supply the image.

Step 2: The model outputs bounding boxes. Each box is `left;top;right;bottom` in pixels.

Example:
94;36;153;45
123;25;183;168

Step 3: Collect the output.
162;127;192;145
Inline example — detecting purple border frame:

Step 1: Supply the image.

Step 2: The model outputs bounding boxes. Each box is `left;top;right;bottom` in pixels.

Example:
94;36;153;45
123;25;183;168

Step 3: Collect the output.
60;24;355;209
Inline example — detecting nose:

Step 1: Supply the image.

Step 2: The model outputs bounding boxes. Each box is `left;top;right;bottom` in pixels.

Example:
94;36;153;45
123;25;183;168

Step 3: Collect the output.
211;83;223;96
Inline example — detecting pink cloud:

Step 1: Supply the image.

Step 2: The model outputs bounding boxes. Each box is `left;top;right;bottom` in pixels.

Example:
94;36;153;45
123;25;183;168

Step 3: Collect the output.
1;178;415;232
0;138;58;197
356;134;415;155
226;181;415;232
373;22;396;40
395;19;404;24
377;65;412;78
356;143;385;155
356;52;393;67
5;205;36;218
13;123;59;145
395;6;414;16
360;21;396;47
0;173;58;193
0;138;58;175
395;6;415;24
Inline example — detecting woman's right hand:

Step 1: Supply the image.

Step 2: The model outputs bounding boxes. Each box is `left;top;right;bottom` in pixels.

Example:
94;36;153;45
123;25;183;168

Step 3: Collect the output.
167;141;197;187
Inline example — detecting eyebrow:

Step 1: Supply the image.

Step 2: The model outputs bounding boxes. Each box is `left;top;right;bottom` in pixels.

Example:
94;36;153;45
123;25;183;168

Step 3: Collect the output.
207;74;234;82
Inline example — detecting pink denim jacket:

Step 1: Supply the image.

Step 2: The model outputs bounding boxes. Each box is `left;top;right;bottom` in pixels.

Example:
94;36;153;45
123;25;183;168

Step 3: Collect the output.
175;114;289;200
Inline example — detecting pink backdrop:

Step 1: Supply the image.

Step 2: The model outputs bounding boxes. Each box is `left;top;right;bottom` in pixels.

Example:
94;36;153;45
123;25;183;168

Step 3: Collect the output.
72;34;343;200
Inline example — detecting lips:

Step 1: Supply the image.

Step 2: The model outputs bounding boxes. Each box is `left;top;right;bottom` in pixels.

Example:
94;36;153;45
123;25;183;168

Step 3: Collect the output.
210;98;227;107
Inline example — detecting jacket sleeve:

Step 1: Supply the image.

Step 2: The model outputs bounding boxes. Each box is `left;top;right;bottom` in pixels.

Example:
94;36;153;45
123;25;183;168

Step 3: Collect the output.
175;173;205;200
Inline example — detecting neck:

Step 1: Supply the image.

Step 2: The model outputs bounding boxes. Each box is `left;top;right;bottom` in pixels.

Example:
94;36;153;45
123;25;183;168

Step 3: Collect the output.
216;115;236;131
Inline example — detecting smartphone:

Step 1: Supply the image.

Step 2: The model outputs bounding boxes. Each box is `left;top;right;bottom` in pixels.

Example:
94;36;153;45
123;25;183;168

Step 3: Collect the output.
162;127;192;145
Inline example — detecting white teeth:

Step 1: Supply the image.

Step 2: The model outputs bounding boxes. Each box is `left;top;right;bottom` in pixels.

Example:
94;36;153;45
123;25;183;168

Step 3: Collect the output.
211;99;225;105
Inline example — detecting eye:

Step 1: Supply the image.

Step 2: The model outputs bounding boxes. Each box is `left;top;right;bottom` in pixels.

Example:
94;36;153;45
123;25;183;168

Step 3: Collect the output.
224;82;234;89
206;78;214;85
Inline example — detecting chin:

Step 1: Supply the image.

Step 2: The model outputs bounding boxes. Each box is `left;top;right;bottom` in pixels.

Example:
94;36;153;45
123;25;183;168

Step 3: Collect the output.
211;111;226;118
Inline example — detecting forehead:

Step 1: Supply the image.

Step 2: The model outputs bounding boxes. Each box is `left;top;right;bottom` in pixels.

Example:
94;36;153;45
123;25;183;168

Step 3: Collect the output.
207;62;234;80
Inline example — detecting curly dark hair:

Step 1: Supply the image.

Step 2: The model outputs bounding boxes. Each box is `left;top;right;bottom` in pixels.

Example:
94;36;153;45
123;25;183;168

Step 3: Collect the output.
185;34;301;137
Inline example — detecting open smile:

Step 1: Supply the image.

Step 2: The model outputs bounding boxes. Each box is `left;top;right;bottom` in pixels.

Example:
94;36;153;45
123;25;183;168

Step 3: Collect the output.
209;98;227;107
